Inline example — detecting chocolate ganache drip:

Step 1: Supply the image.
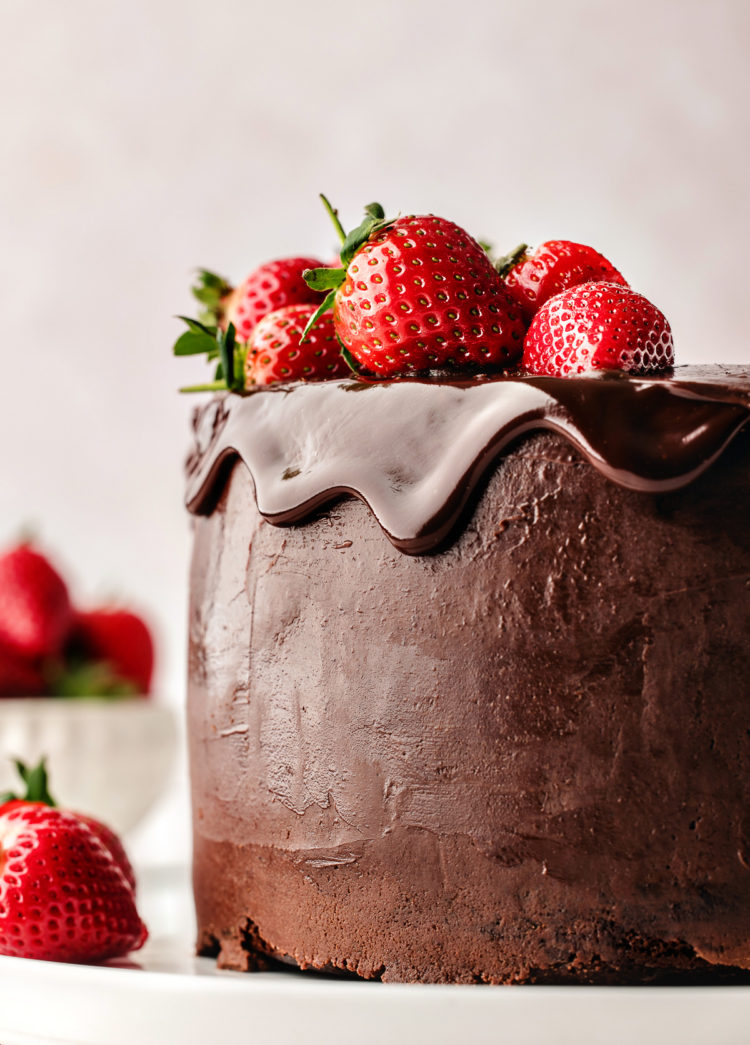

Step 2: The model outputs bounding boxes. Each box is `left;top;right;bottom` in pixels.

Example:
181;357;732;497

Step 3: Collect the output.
185;365;750;554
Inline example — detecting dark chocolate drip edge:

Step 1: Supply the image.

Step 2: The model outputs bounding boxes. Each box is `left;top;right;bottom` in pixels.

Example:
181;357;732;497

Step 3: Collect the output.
185;365;750;554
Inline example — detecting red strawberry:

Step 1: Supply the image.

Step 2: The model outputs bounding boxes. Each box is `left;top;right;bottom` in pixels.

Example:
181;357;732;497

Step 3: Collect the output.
245;305;349;386
0;643;46;697
303;203;526;378
0;803;137;892
73;610;154;695
498;240;628;323
193;258;327;344
0;545;72;660
78;814;136;892
1;760;137;892
522;281;674;377
0;802;147;962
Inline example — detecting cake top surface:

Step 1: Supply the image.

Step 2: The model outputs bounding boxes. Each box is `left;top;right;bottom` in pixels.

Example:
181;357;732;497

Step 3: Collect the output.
186;365;750;553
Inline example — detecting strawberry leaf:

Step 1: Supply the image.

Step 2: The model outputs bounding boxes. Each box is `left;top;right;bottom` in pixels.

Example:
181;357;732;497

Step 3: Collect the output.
191;269;231;305
494;243;529;278
14;758;56;806
191;269;232;327
341;345;364;375
173;330;218;356
317;196;393;268
218;323;236;388
304;267;346;291
300;290;336;343
336;338;376;379
176;316;245;393
177;315;217;336
340;206;391;266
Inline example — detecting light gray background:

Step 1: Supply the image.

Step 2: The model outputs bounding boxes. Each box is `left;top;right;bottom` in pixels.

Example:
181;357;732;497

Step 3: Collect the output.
1;0;748;861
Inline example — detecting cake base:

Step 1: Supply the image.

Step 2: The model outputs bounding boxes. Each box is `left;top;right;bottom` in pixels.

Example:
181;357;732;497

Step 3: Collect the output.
194;834;750;985
189;428;750;984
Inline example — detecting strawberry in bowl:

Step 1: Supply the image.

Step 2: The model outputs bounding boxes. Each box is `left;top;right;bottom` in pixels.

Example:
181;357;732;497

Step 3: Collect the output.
0;544;72;661
0;539;175;834
0;539;155;699
65;608;155;698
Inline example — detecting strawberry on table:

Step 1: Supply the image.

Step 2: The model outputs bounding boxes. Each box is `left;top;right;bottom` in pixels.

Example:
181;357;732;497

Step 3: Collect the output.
303;199;526;377
522;281;674;377
77;813;137;893
0;544;73;661
1;759;138;893
245;304;349;386
192;256;327;343
72;609;154;695
0;760;146;963
0;807;146;963
497;240;628;323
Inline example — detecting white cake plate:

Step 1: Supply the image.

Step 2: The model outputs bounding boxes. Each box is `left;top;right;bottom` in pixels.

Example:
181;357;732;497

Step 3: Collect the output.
0;866;749;1045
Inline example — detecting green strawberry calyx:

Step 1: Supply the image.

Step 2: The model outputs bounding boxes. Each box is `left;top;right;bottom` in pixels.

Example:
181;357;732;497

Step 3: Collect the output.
191;269;233;328
172;317;247;394
0;757;56;807
300;197;394;342
494;243;529;278
50;659;140;699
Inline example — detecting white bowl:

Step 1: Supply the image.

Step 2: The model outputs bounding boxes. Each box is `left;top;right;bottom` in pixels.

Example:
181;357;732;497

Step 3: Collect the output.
0;698;177;835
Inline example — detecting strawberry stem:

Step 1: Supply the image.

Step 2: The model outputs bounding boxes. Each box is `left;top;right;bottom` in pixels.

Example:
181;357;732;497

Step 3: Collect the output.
302;198;393;344
319;194;346;245
179;381;230;393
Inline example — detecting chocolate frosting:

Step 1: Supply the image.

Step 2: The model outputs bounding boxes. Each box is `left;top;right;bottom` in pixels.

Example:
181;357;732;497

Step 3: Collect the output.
187;363;750;982
188;418;750;982
185;365;750;553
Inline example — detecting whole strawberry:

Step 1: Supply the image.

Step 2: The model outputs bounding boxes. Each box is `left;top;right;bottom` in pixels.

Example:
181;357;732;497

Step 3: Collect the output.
497;240;628;323
245;305;349;386
522;281;674;377
303;201;525;377
0;803;147;962
73;609;154;695
0;544;72;660
0;759;138;894
193;257;326;343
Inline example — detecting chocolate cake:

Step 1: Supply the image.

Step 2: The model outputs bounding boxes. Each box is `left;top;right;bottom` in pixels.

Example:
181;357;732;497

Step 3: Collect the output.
187;365;750;983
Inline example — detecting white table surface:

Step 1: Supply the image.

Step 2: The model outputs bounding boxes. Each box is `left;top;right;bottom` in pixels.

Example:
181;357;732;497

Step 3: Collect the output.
1;865;750;1045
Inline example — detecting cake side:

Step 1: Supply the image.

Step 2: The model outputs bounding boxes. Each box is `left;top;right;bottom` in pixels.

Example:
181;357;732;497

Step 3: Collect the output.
189;426;750;983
